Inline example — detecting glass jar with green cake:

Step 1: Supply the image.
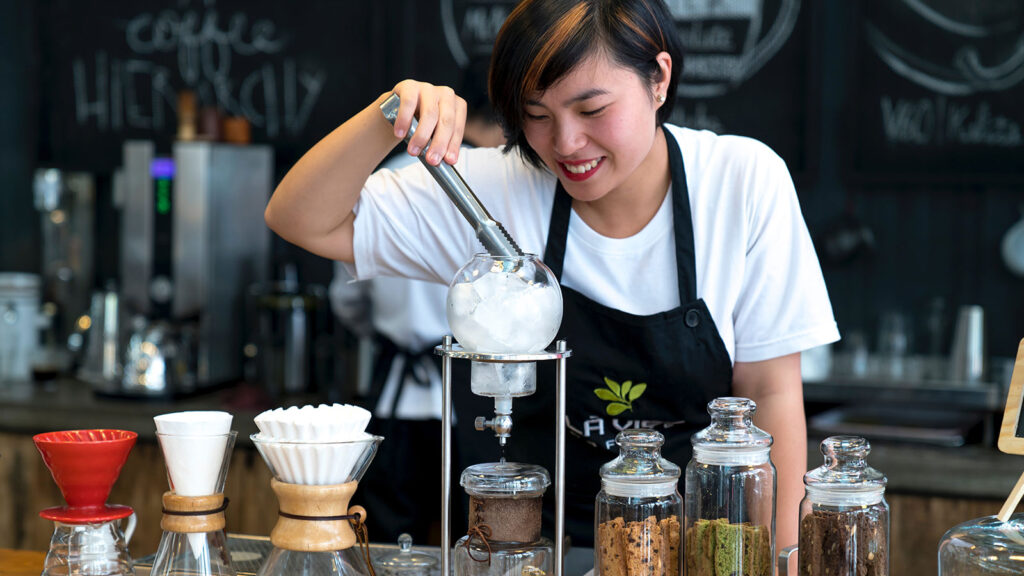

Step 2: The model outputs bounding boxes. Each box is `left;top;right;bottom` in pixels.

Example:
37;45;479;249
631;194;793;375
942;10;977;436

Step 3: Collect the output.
778;435;889;576
684;397;774;576
595;429;683;576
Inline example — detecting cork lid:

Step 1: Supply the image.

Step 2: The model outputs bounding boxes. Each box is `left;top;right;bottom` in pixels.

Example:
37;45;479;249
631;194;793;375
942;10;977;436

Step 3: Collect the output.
460;462;550;497
805;436;886;505
691;397;773;465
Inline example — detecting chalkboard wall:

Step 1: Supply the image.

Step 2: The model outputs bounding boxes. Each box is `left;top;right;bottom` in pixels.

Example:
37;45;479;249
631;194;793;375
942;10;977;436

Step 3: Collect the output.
35;0;386;172
852;0;1024;181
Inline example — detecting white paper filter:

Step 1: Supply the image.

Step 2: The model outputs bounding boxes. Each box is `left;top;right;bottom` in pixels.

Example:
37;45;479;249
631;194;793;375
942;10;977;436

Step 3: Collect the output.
254;403;371;441
154;410;233;436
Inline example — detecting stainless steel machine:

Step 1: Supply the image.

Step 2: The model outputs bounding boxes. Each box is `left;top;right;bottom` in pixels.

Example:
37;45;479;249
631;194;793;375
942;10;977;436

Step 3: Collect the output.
106;140;272;396
33;168;95;373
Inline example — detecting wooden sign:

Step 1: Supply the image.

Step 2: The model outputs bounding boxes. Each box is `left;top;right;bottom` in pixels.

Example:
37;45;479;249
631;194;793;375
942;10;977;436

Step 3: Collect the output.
998;339;1024;454
996;338;1024;520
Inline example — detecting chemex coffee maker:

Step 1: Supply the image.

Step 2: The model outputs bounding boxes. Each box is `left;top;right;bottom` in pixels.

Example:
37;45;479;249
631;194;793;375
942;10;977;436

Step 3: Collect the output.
379;94;572;576
34;429;138;576
91;140;272;397
251;404;384;575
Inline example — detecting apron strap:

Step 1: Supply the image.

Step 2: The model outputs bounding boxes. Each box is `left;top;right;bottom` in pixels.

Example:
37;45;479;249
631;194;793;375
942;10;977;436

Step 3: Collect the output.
542;126;697;301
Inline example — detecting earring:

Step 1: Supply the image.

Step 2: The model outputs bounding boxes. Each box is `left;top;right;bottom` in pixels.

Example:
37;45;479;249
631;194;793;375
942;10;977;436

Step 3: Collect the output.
656;93;666;103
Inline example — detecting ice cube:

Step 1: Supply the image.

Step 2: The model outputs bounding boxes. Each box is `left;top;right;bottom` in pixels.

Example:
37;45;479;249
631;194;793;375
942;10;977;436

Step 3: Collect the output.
450;312;492;352
447;282;481;319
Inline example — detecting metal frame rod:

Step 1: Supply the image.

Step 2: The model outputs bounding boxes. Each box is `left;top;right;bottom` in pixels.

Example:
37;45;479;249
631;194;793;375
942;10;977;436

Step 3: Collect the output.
555;339;567;576
441;335;453;576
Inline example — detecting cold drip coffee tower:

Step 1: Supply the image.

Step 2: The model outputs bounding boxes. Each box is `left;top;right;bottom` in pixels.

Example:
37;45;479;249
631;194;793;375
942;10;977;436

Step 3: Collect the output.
381;92;569;575
440;254;569;576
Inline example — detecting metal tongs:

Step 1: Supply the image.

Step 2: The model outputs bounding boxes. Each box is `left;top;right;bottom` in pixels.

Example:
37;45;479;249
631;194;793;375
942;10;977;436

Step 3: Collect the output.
380;93;524;259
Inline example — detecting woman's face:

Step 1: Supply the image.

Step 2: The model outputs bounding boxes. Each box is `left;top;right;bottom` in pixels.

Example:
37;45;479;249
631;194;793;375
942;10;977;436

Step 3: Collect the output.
521;51;669;204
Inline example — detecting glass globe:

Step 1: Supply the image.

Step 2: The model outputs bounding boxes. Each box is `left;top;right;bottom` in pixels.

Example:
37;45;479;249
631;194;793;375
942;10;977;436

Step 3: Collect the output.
446;253;562;354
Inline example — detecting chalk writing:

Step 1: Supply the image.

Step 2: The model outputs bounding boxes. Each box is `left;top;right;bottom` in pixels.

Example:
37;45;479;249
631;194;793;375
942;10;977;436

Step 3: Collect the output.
669;0;801;98
70;0;325;138
880;95;1022;147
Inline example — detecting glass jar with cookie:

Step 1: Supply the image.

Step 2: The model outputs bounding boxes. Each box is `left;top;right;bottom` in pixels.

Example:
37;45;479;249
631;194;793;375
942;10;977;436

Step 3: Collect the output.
778;435;888;576
595;429;683;576
684;397;775;576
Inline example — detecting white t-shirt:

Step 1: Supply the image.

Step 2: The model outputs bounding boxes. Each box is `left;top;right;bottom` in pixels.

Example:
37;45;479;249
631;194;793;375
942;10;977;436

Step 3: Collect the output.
352;124;840;364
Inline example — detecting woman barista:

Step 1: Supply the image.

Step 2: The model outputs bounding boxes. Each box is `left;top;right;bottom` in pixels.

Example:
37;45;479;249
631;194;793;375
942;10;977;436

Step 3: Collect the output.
265;0;839;549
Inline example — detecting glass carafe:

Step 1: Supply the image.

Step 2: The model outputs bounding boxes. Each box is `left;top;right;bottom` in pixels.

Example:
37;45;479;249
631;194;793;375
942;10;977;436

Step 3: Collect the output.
43;518;136;576
939;514;1024;575
780;436;888;575
595;429;682;576
684;397;775;576
453;462;553;575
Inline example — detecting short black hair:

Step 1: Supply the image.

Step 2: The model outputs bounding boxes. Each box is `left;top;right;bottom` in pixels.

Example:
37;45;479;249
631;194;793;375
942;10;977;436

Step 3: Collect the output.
489;0;684;168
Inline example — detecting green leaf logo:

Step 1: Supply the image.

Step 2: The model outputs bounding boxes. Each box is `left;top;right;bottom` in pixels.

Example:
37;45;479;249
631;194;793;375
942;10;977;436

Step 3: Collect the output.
594;377;646;416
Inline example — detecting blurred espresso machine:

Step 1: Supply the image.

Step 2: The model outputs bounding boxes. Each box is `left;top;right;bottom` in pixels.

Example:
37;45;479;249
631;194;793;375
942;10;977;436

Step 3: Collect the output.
99;140;272;397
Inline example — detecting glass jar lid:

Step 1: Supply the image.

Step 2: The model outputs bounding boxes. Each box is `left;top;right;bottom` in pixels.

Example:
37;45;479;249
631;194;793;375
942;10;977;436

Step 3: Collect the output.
375;533;438;574
691;397;772;465
805;436;886;506
601;429;680;481
460;462;550;497
600;430;680;497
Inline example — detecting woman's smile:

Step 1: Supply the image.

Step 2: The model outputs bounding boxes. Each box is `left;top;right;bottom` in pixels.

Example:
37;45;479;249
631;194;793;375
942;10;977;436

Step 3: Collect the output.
560;157;605;180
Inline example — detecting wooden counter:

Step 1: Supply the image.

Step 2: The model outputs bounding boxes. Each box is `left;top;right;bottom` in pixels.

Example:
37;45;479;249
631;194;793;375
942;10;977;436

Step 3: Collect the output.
0;549;43;576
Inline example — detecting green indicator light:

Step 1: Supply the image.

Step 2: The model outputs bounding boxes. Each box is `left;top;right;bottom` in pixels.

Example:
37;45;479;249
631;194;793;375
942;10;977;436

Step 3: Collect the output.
156;179;171;215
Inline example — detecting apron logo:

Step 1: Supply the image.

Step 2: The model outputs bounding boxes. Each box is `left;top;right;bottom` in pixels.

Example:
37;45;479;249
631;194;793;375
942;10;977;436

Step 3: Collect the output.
594;376;647;416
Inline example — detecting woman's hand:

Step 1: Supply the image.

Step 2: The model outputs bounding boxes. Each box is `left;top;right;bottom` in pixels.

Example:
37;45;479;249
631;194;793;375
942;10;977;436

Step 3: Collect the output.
388;80;468;166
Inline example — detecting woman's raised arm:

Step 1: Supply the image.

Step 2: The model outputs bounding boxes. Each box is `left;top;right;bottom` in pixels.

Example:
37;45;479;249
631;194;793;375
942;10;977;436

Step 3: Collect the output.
264;81;467;263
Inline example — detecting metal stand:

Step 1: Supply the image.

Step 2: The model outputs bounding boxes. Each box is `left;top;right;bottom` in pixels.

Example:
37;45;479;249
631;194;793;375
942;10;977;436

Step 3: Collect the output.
436;336;571;576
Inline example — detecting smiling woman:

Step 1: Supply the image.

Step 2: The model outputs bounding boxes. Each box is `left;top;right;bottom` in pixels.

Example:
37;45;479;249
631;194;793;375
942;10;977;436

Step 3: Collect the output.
265;0;839;550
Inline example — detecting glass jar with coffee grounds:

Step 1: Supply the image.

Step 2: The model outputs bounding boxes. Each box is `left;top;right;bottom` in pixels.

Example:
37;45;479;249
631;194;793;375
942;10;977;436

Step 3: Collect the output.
595;429;682;576
685;397;775;576
788;436;888;576
453;462;552;576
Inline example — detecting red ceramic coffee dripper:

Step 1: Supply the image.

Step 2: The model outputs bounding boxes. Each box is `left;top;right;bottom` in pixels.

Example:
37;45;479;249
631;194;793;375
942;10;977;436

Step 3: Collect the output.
33;429;138;524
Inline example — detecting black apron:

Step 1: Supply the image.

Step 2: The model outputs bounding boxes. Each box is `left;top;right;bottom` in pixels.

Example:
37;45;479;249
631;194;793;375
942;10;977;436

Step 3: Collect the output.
452;128;734;547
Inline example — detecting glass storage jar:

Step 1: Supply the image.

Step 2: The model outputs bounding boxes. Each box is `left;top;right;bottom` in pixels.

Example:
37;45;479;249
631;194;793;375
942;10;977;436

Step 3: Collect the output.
782;436;888;576
595;429;682;576
453;461;552;576
685;397;774;576
939;513;1024;575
